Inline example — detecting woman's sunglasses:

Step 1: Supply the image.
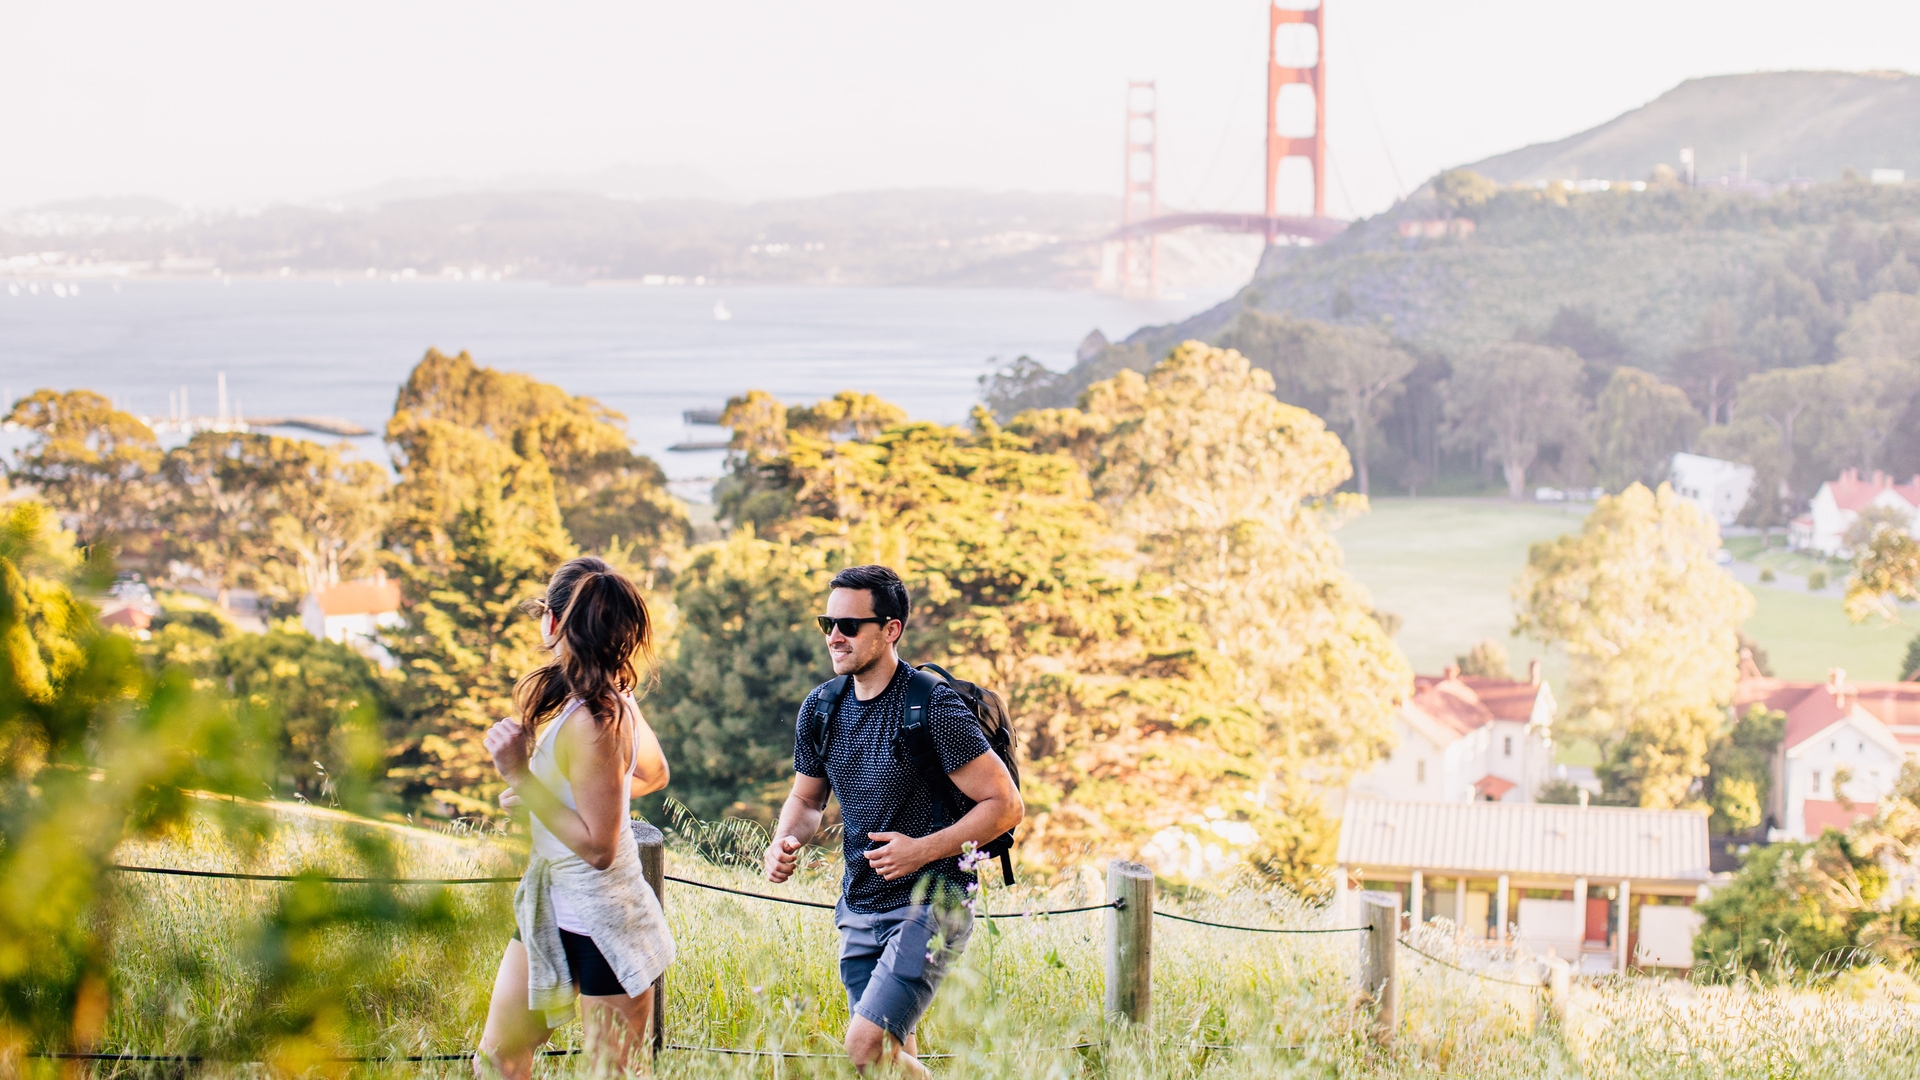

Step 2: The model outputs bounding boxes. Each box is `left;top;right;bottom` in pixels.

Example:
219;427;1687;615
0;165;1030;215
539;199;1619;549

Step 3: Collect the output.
816;615;889;636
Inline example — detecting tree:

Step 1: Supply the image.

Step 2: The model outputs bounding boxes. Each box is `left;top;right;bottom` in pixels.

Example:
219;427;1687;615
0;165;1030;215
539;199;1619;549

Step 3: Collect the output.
1304;325;1417;495
1694;767;1920;977
1677;300;1753;426
1802;358;1920;483
384;488;565;815
1593;367;1703;493
5;389;160;546
387;349;687;562
1514;483;1754;808
1443;342;1586;498
0;501;280;1055
1837;291;1920;364
1432;169;1499;214
214;629;391;803
1024;342;1411;874
650;530;833;819
1214;309;1322;409
1704;705;1786;835
1843;511;1920;627
254;438;390;605
1530;305;1629;398
1456;639;1514;679
156;432;389;612
1724;363;1827;511
158;432;272;608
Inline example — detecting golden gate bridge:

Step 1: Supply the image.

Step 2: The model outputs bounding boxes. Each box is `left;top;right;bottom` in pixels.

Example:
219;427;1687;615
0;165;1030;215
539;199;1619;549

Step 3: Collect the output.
1113;1;1343;298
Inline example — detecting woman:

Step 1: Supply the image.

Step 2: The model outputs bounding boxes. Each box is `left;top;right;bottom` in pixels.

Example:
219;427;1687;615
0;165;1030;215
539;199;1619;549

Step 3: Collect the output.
476;557;675;1079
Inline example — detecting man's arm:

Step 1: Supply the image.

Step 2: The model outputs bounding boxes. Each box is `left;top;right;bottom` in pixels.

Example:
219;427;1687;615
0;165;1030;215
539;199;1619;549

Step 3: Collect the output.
864;751;1023;882
764;773;831;883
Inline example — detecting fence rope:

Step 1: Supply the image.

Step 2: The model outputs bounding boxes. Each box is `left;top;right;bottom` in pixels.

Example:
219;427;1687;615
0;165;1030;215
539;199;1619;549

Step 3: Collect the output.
29;1049;581;1063
111;863;1121;918
1153;910;1367;935
662;1040;1100;1060
112;863;519;885
1396;937;1543;988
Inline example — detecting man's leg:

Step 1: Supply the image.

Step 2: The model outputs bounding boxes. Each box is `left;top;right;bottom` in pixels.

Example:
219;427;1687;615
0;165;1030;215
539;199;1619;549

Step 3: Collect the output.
474;940;553;1080
843;905;970;1077
846;1015;927;1078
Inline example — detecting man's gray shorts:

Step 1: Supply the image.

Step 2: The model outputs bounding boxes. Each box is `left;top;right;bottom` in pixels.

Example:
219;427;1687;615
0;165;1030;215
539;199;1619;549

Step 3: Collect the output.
834;898;973;1039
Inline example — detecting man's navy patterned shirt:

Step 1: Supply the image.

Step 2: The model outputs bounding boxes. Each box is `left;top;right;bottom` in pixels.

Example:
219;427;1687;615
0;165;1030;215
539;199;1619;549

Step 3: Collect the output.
793;661;990;913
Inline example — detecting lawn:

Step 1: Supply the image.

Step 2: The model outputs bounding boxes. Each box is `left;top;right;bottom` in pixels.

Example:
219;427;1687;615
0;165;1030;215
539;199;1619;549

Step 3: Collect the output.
1335;498;1587;682
1336;498;1914;685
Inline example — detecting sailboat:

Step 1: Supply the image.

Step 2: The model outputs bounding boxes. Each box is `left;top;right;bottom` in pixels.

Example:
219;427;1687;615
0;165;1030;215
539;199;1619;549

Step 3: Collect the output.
712;300;732;321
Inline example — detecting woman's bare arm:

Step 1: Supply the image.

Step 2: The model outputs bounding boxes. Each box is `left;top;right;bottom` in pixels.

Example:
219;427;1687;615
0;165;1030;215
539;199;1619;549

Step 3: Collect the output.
627;707;670;799
488;711;631;871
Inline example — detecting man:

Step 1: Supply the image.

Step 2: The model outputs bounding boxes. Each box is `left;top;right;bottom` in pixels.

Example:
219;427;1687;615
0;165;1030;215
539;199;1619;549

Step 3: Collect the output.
764;564;1023;1077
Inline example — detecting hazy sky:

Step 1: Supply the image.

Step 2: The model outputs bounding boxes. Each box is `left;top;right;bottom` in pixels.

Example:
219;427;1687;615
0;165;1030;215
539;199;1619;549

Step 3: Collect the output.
5;0;1917;218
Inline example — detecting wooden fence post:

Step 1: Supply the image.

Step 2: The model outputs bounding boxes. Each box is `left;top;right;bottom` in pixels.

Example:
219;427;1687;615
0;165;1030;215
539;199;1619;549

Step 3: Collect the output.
632;821;667;1055
1356;890;1398;1046
1525;958;1547;1033
1546;956;1572;1024
1104;860;1154;1025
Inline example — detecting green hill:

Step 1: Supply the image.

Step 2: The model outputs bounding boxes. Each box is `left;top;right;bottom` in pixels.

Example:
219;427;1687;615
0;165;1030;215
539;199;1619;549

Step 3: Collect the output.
1467;70;1920;185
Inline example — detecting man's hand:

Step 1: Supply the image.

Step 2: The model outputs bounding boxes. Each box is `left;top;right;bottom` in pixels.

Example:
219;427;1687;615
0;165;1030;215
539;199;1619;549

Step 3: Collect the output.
484;718;532;784
863;831;932;881
765;835;803;883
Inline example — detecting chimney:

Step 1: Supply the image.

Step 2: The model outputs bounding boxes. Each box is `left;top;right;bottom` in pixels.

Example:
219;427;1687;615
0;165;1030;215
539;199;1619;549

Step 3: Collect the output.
1444;664;1461;681
1828;667;1850;704
1528;658;1542;686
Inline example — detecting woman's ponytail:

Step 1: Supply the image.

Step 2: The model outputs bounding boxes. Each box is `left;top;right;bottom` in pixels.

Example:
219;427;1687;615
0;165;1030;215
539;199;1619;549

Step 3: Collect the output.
513;557;654;743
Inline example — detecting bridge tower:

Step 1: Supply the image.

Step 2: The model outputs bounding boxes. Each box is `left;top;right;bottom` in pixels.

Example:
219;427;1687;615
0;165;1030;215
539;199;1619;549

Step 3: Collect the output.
1120;79;1159;298
1266;0;1326;238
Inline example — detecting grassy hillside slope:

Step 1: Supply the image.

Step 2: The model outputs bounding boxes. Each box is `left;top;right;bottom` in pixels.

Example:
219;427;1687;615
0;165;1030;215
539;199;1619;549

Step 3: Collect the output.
1118;179;1920;373
1467;71;1920;186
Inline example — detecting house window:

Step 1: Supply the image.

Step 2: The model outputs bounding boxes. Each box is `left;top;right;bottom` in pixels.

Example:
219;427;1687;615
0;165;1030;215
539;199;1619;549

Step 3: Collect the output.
1812;770;1822;795
1503;736;1513;757
1416;760;1427;783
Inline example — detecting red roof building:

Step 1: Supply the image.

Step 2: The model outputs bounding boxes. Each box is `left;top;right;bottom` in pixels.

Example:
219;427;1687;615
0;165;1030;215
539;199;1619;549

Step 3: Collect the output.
1349;662;1559;805
1733;670;1920;838
1791;469;1920;557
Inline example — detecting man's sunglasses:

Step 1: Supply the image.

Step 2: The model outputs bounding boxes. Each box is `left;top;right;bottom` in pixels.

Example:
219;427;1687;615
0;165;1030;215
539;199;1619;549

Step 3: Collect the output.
816;615;890;636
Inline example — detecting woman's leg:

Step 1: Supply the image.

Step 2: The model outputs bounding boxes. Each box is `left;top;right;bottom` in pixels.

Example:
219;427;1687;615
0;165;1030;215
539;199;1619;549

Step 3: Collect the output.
475;940;553;1080
578;987;654;1076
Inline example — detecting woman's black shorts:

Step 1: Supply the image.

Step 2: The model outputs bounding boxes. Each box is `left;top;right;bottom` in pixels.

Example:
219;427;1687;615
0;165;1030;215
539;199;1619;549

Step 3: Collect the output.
511;927;630;997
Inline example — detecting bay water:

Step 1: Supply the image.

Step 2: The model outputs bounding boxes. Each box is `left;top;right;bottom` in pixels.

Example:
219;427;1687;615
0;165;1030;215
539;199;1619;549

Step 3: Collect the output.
0;279;1228;495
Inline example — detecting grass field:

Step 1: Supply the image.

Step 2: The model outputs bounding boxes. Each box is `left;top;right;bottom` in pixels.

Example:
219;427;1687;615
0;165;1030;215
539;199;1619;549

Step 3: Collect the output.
68;806;1920;1078
1337;498;1915;685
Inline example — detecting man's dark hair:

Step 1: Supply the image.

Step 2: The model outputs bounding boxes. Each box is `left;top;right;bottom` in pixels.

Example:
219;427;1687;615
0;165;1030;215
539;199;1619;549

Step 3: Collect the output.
829;564;911;627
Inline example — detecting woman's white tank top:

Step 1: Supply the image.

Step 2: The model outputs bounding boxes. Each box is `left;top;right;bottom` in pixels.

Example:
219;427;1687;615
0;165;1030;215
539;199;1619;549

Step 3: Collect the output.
528;695;642;933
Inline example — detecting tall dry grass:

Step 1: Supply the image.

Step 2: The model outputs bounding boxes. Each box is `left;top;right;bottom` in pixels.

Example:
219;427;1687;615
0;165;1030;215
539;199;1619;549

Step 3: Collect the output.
76;806;1919;1078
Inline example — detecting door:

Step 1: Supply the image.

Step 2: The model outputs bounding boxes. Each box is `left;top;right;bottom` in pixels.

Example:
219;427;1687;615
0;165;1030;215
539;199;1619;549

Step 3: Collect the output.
1585;897;1611;945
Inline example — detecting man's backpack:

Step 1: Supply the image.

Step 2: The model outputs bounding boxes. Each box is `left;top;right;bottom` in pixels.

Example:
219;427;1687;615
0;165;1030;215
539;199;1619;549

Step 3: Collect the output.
806;662;1020;885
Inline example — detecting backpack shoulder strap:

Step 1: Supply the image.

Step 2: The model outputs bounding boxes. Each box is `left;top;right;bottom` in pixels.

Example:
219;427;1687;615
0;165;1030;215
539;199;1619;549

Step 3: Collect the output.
900;666;963;814
807;675;852;764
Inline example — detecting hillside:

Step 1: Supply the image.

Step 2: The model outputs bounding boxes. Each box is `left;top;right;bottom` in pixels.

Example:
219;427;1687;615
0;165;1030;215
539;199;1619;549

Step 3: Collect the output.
1467;70;1920;186
1004;74;1920;410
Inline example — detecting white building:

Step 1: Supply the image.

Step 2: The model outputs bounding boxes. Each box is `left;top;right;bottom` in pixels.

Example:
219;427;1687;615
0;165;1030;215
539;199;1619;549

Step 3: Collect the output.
1335;799;1713;974
1789;469;1920;557
300;578;403;666
1348;664;1557;805
1669;453;1754;527
1735;669;1920;839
